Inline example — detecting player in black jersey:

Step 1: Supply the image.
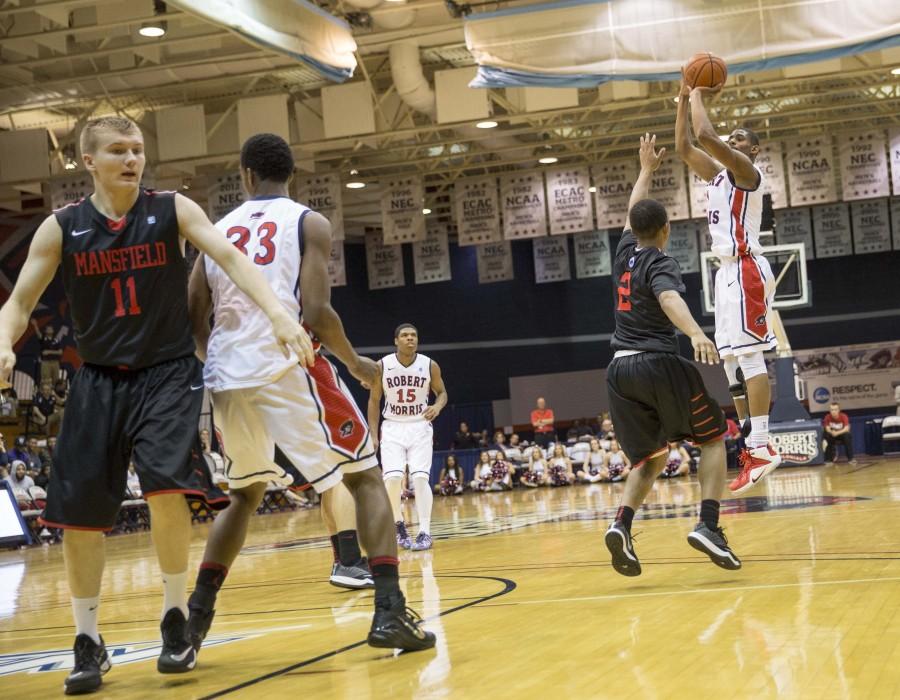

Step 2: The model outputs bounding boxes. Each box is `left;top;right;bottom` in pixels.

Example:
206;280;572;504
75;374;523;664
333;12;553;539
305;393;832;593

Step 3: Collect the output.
0;116;314;695
603;134;742;578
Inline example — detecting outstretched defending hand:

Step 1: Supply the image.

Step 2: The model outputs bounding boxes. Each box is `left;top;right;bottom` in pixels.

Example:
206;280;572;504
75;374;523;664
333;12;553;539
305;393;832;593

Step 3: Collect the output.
639;133;666;172
690;332;720;365
271;311;316;366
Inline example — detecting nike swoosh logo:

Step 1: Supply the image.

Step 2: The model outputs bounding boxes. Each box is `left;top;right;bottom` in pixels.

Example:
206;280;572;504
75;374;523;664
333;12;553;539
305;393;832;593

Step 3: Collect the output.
401;618;427;639
72;229;92;237
170;647;194;662
190;384;204;391
727;281;736;287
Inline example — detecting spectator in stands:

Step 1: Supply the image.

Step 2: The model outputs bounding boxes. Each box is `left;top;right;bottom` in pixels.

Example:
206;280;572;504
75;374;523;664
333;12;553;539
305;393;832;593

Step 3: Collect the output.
453;421;479;450
126;462;142;498
0;387;16;417
531;397;556;448
0;434;7;470
604;439;631;482
40;436;56;470
522;446;548;488
32;381;62;435
8;436;39;473
53;378;68;418
661;441;691;478
34;463;51;490
577;439;608;483
477;429;490;448
435;455;464;496
199;428;226;483
30;321;64;386
5;460;34;495
823;402;856;465
26;437;43;473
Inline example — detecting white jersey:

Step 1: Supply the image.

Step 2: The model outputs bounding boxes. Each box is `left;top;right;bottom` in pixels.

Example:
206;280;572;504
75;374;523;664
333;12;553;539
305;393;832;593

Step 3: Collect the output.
204;196;306;391
381;353;432;423
706;166;765;258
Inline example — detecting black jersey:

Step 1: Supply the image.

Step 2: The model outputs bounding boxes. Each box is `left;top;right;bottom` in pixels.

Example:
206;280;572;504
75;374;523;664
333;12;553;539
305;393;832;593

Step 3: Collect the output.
609;230;686;354
55;190;195;369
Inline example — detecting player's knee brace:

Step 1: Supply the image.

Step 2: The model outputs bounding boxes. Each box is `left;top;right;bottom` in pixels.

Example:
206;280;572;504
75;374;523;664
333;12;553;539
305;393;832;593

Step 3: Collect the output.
725;357;746;403
737;351;767;380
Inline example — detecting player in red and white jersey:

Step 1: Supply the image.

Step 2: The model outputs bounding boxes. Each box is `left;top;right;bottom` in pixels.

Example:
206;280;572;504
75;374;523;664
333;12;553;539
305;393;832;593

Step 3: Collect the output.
368;325;447;551
187;134;434;655
675;77;782;494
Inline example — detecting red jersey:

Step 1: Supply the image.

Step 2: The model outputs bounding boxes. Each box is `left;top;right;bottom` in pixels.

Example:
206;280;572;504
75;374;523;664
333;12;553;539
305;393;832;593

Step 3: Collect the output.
823;412;849;432
531;408;555;433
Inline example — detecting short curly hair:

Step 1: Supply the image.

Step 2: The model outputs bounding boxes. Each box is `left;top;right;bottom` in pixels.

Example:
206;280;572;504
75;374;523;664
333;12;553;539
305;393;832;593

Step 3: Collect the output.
240;133;294;183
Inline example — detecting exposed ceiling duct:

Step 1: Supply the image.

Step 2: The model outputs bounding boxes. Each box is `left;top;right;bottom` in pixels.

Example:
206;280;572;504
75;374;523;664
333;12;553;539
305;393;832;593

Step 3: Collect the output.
390;40;436;117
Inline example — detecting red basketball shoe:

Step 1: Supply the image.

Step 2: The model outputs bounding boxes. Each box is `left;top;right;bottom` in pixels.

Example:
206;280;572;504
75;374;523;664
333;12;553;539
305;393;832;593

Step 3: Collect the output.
729;444;782;495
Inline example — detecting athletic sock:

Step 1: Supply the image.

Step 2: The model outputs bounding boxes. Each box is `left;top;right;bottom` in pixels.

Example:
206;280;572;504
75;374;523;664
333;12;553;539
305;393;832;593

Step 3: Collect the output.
747;415;770;449
370;555;402;609
329;534;340;563
413;476;433;534
72;596;101;644
615;505;635;532
192;562;228;610
700;499;720;530
337;530;362;566
161;570;188;620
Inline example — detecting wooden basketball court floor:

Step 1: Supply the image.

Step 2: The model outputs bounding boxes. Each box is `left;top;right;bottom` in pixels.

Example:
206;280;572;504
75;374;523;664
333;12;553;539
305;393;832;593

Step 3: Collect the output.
1;458;899;699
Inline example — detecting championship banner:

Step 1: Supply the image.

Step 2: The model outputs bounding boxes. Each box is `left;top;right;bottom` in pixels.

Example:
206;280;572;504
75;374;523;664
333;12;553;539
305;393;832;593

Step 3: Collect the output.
774;207;814;259
297;174;344;241
850;199;891;254
649;160;690;221
413;225;451;285
787;136;837;206
891;197;900;250
891;128;900;196
688;171;708;220
47;173;92;211
811;203;852;258
546;168;592;235
381;176;425;244
476;240;514;284
757;142;788;209
501;173;547;239
532;236;571;283
667;220;701;273
454;176;501;246
328;240;346;287
207;172;245;222
365;232;405;290
790;340;900;377
573;230;611;279
838;131;889;201
591;160;635;229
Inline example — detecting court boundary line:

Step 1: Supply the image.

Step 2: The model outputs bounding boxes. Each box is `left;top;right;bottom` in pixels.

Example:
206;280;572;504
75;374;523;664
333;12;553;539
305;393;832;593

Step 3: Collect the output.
197;574;517;699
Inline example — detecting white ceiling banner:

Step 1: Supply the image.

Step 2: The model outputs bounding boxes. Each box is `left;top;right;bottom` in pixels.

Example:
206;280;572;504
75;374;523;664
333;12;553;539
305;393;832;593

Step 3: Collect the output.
838;131;890;201
890;129;900;196
476;240;514;284
207;172;245;222
787;137;837;206
757;142;788;210
381;176;425;244
501;172;547;239
365;232;405;290
650;160;690;221
811;203;852;258
413;224;451;285
533;236;571;283
668;220;702;274
591;160;635;229
297;174;344;241
454;176;502;246
328;240;346;287
850;199;891;254
774;208;814;259
546;167;593;235
573;230;611;279
47;173;92;211
688;170;708;220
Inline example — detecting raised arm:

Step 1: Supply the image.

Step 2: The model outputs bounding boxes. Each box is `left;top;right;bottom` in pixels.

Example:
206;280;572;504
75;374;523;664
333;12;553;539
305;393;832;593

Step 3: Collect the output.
623;134;667;231
366;361;384;449
423;361;448;422
675;78;722;181
658;290;718;365
174;193;314;365
0;216;63;383
187;254;212;363
689;87;759;189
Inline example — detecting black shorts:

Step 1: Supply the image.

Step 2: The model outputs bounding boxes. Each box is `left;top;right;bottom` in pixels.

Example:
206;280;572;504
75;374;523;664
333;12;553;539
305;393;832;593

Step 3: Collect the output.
607;352;727;468
41;356;229;530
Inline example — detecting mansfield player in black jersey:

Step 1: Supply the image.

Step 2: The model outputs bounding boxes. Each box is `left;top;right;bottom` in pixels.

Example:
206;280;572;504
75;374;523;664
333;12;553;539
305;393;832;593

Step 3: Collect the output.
603;134;741;577
0;116;313;695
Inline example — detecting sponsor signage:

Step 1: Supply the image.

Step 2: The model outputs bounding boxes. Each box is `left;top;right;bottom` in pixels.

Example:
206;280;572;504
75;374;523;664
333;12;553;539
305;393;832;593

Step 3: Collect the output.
770;421;824;466
805;371;897;412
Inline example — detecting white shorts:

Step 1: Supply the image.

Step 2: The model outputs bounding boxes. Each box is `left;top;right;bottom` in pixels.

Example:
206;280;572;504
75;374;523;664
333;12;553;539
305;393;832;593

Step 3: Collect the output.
714;254;777;358
380;420;433;478
212;358;377;493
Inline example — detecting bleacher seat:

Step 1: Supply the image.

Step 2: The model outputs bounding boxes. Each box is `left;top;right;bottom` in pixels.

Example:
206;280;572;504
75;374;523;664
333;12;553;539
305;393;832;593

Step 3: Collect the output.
883;416;900;456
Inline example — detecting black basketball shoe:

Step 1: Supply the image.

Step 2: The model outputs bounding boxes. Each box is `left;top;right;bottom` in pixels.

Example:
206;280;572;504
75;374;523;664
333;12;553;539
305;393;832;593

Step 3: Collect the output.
157;608;197;673
687;522;742;570
187;589;217;652
65;634;111;695
367;596;436;651
605;521;641;577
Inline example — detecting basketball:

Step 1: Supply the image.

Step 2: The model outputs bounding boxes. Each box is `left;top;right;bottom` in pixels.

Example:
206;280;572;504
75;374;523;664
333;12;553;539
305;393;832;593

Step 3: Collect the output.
683;52;728;89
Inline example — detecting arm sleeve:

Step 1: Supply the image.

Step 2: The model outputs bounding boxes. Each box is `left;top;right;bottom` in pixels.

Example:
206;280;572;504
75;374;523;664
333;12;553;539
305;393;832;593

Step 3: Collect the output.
648;256;686;298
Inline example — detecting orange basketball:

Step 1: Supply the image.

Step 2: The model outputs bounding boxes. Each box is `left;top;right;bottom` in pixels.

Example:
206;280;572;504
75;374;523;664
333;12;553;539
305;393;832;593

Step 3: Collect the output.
683;52;727;89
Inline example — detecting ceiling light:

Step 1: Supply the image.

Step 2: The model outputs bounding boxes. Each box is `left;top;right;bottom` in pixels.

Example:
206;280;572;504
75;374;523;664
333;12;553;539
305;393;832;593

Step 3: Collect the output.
64;161;77;171
422;208;432;215
588;186;596;193
892;67;900;76
345;169;366;189
673;96;680;103
140;1;167;37
476;120;498;129
538;156;558;165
